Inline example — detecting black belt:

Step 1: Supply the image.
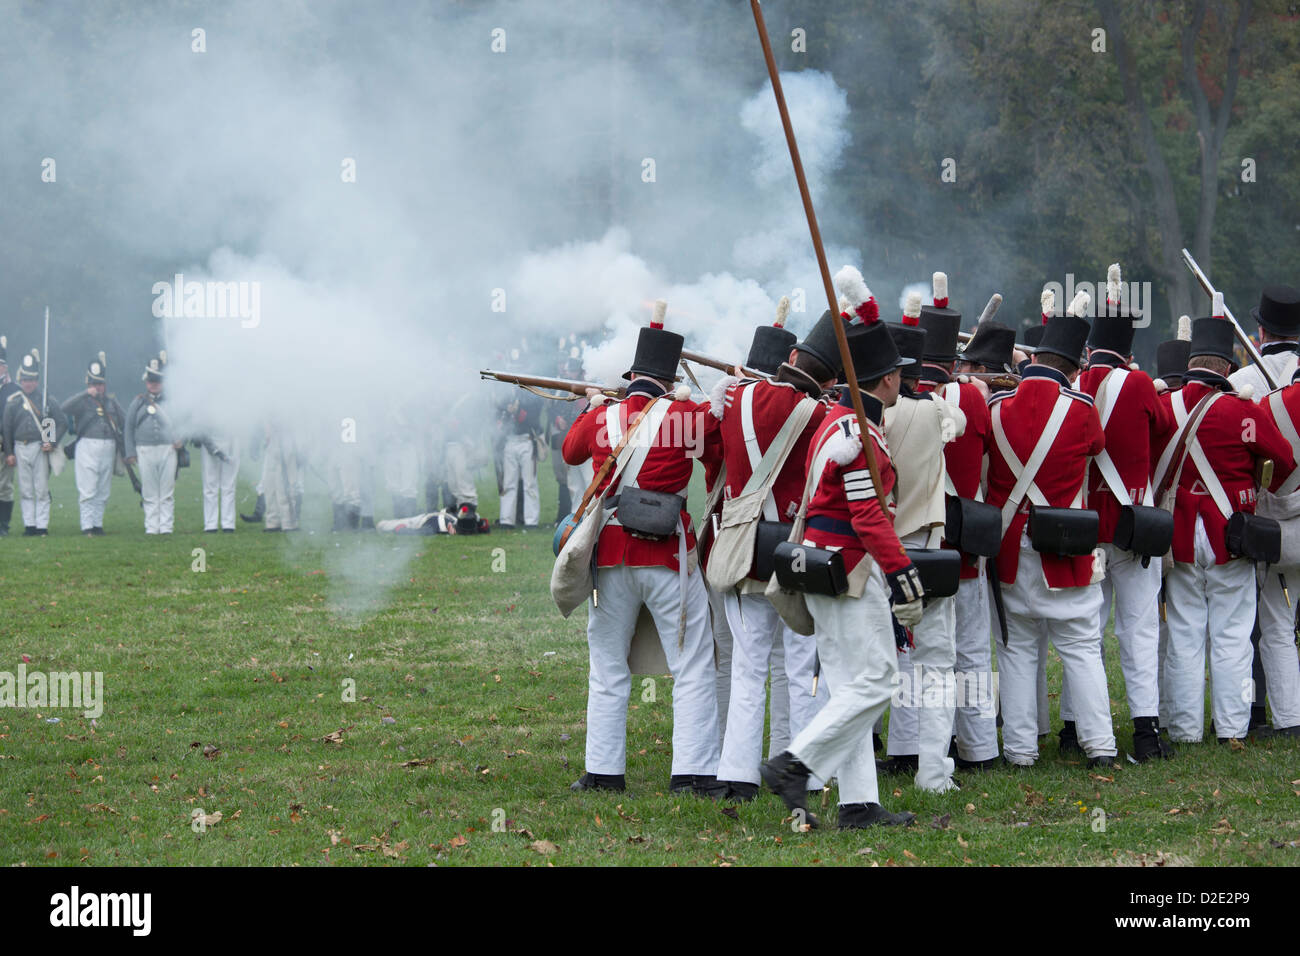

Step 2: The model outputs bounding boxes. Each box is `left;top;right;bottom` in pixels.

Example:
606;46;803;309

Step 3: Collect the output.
807;514;855;537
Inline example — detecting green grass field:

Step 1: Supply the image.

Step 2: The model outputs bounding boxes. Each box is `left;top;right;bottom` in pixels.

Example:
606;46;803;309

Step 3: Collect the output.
1;460;1298;867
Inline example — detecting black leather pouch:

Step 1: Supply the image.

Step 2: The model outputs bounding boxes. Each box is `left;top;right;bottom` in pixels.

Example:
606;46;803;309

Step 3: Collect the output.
1027;504;1098;556
772;540;848;596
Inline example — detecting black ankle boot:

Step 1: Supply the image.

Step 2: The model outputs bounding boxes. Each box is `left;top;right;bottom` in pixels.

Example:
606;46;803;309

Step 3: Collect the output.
1059;721;1082;754
760;751;816;826
0;499;11;536
875;754;919;775
837;802;916;829
570;772;626;792
723;781;759;802
241;494;265;523
1132;716;1166;762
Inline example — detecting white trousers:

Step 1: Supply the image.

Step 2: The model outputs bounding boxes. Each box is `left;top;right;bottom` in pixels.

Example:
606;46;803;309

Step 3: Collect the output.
768;638;792;756
201;445;239;530
499;434;538;526
385;444;420;501
718;591;827;786
1164;549;1256;741
997;548;1116;764
566;460;594;509
886;592;958;792
583;565;719;776
792;571;897;806
953;571;999;760
74;437;116;530
137;443;176;534
328;445;361;509
1256;565;1300;730
1062;543;1161;721
15;441;50;529
263;435;299;531
708;587;733;746
446;440;479;508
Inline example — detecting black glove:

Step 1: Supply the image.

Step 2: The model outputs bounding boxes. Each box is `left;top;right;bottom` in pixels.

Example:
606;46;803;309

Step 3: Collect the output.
886;563;924;605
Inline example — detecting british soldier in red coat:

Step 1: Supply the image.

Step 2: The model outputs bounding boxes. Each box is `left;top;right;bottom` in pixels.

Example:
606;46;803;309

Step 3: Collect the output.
920;312;1013;770
761;293;925;830
706;310;837;801
1065;266;1176;762
985;299;1117;768
560;308;722;796
1155;317;1297;743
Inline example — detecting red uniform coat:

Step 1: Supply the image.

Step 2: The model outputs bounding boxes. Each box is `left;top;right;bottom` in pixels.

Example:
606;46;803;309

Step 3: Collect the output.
920;377;991;579
709;377;829;579
1261;381;1300;488
985;366;1106;587
801;398;910;576
562;385;705;572
1077;357;1174;543
1154;371;1295;565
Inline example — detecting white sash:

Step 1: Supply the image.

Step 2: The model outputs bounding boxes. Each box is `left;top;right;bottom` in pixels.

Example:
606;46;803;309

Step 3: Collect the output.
991;394;1075;537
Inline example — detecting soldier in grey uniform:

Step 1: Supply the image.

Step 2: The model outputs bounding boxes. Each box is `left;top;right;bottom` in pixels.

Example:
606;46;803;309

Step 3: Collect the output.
2;350;67;536
61;352;126;536
0;336;18;536
124;352;182;535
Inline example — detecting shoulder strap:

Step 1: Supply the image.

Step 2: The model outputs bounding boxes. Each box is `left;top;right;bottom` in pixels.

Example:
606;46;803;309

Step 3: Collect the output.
571;397;668;520
1091;368;1145;506
1269;390;1300;496
738;388;818;519
991;393;1073;538
1152;391;1220;498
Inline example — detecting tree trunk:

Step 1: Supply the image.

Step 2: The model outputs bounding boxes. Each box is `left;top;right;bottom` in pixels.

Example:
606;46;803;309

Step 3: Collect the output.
1096;0;1194;326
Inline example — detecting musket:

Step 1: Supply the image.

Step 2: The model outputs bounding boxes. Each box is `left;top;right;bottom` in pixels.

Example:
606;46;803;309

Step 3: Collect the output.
480;369;625;402
1181;248;1278;390
749;0;888;515
957;294;1003;344
679;348;771;381
958;371;1021;390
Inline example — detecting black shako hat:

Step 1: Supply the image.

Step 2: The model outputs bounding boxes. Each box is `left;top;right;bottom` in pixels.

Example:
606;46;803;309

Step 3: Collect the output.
918;311;961;363
886;323;926;377
1034;315;1091;366
1087;313;1136;357
624;299;683;383
18;349;40;380
1251;285;1300;337
1156;340;1191;381
1022;324;1046;352
86;351;107;384
624;326;683;382
1189;317;1236;364
143;351;167;383
847;321;913;382
746;325;798;376
794;310;847;378
960;320;1016;372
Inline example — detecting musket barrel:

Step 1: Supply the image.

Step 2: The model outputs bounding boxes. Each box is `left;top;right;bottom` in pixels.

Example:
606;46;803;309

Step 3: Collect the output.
1181;248;1277;390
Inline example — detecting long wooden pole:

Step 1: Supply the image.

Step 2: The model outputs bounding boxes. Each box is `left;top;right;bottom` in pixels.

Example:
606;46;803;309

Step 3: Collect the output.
749;0;886;505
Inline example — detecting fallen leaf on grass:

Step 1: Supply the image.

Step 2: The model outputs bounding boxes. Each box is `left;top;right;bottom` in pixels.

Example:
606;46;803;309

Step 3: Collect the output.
931;814;951;830
320;726;353;744
1229;739;1246;752
720;806;740;820
449;834;468;848
903;849;918;860
194;810;223;827
400;758;435;769
1167;808;1182;814
530;840;558;855
956;834;969;848
1209;818;1235;835
1089;773;1114;783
